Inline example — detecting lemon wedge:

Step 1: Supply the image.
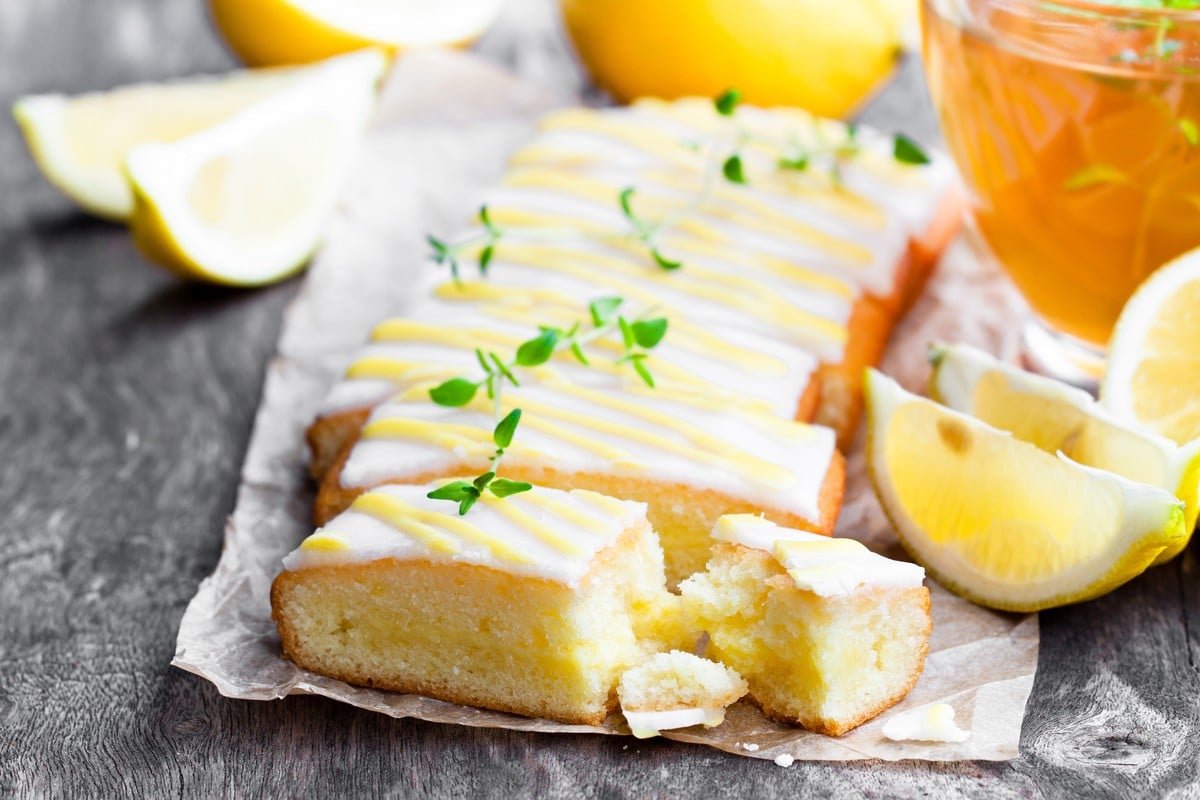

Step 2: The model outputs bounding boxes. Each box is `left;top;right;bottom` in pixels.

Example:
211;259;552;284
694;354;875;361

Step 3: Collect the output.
1102;247;1200;447
209;0;504;67
930;342;1200;563
13;67;300;221
865;369;1185;612
124;50;386;286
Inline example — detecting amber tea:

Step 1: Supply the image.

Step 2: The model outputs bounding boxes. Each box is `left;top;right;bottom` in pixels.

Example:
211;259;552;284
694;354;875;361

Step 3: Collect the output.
923;0;1200;347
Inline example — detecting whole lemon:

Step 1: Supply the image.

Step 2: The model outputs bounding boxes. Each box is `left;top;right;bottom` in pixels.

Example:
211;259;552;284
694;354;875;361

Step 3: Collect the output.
560;0;910;118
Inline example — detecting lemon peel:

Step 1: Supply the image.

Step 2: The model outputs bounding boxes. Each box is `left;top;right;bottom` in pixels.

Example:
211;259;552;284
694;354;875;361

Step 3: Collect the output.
865;369;1185;612
930;342;1200;562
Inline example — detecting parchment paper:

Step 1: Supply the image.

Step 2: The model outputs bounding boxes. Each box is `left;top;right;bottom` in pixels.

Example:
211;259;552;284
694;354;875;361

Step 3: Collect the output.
172;50;1038;763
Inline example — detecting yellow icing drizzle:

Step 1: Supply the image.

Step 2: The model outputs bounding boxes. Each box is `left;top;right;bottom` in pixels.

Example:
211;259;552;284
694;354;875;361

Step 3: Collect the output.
371;319;525;351
438;277;792;380
787;565;846;586
521;492;612;536
478;494;588;557
641;168;885;231
515;389;794;488
537;109;701;167
774;538;866;561
502;168;872;264
361;417;492;453
300;531;350;551
346;357;458;384
516;412;639;462
351;491;533;564
461;241;846;352
351;493;461;555
657;236;854;298
572;488;641;519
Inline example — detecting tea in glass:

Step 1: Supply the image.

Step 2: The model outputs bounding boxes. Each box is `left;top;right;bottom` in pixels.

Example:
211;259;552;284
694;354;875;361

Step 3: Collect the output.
923;0;1200;351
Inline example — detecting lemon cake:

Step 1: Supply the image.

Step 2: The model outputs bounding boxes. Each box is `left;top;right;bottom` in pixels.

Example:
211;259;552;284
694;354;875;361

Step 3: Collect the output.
315;378;844;586
271;482;674;725
617;650;749;738
679;515;930;736
307;98;960;479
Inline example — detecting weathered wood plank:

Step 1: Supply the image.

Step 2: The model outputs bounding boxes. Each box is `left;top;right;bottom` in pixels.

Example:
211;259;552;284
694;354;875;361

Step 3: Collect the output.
2;0;1200;797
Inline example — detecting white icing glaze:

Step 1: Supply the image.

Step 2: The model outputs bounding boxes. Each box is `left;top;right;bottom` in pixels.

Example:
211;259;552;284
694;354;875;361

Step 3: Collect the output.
340;381;838;524
312;100;954;527
624;706;726;738
711;513;829;551
881;703;971;743
317;98;955;422
317;283;822;419
283;482;646;587
710;515;925;596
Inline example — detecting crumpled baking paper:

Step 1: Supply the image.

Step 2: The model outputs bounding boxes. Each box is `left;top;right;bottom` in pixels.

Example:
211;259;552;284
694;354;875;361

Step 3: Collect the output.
173;49;1038;762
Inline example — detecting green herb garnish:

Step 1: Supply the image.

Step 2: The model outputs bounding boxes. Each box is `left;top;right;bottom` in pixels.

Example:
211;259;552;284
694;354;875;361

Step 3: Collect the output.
893;134;932;166
425;297;669;514
427;410;533;514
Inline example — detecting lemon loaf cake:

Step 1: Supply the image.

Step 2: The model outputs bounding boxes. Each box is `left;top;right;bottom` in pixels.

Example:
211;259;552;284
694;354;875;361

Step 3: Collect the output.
271;482;674;725
680;515;930;736
307;97;960;477
617;650;749;738
315;378;844;585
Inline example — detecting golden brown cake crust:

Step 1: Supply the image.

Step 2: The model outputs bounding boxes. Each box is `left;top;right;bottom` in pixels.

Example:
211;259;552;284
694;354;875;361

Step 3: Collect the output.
306;407;370;481
312;435;846;539
272;565;613;726
272;522;659;727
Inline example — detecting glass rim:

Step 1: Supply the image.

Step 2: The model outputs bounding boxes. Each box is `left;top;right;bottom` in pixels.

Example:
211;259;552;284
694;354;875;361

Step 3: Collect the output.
981;0;1200;22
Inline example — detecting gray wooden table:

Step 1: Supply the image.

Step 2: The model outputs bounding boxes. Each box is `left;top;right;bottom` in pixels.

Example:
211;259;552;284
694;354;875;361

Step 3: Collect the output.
2;1;1198;797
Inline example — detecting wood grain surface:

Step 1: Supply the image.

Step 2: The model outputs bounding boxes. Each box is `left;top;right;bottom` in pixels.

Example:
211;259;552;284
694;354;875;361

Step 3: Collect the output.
1;0;1198;797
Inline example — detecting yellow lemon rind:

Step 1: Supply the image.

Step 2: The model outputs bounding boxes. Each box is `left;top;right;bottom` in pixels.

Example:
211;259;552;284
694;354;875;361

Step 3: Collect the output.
209;0;499;67
928;341;1198;564
865;369;1186;613
123;49;385;286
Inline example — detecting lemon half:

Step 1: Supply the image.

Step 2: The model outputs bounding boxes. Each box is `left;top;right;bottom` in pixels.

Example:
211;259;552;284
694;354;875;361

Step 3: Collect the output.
13;67;299;221
125;50;386;286
865;369;1185;612
209;0;505;67
1103;247;1200;447
930;342;1200;563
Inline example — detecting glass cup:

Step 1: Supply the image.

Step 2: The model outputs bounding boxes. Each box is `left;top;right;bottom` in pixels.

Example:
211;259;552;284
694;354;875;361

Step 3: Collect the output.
921;0;1200;381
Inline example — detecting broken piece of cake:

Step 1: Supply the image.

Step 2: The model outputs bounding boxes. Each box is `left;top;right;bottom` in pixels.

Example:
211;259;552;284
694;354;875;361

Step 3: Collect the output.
618;650;749;738
680;515;931;736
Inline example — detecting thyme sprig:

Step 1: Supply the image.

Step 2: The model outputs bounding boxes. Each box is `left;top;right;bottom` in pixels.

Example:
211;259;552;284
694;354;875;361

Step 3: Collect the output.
427;89;930;283
618;188;682;270
426;409;531;515
715;90;931;188
425;297;668;515
428;296;667;415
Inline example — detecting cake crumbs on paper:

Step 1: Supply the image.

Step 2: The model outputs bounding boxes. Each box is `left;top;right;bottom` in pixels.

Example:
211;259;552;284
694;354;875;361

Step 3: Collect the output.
742;743;760;752
774;754;794;767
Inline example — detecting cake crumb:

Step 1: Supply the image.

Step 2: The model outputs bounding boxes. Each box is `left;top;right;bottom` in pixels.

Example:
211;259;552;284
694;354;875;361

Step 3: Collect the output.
774;754;794;767
743;743;760;752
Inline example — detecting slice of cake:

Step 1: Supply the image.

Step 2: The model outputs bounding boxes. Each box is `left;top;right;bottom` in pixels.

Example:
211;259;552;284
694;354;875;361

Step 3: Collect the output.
315;379;844;586
680;515;930;736
271;482;674;725
617;650;749;738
